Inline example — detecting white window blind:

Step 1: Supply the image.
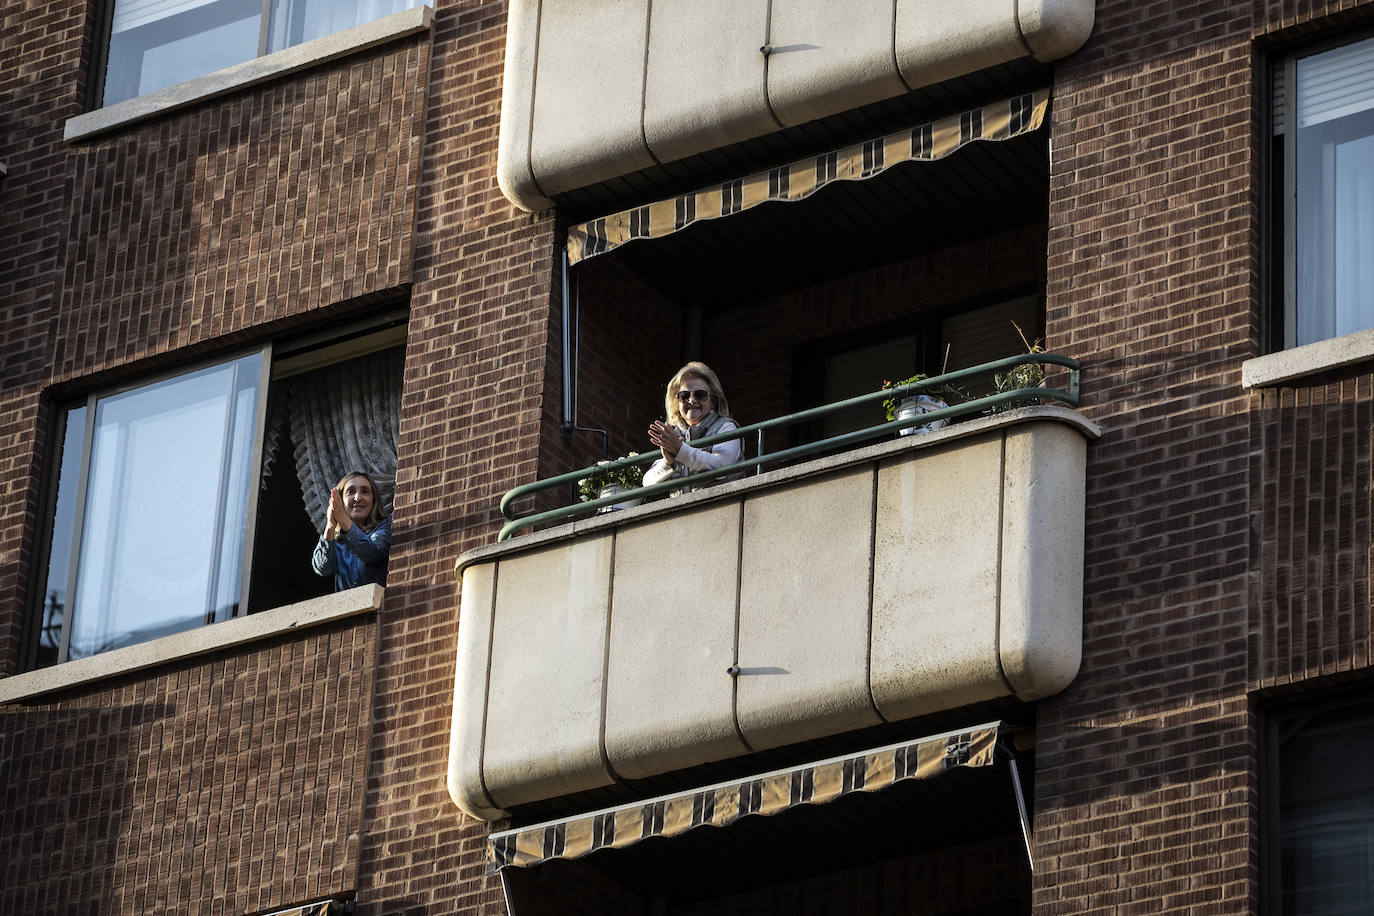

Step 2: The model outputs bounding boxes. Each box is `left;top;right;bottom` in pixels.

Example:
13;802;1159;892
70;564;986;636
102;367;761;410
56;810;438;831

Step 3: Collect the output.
1296;36;1374;129
112;0;222;34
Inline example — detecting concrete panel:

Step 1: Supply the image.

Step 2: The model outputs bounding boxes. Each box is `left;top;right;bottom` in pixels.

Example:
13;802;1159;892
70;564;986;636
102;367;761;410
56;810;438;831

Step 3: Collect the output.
871;437;1006;721
447;564;506;821
496;0;553;212
643;0;778;165
766;0;909;127
894;0;1026;91
1018;0;1095;61
604;502;748;778
998;423;1086;699
736;467;880;749
1242;327;1374;388
528;0;655;198
481;535;616;808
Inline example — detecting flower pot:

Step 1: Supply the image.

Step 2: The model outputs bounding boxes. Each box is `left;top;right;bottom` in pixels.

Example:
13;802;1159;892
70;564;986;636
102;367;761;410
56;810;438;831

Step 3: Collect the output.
597;483;643;513
896;395;949;436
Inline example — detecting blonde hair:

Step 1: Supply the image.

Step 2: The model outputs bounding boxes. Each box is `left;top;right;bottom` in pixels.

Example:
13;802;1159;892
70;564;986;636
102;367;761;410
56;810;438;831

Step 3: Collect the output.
664;361;731;427
333;470;384;531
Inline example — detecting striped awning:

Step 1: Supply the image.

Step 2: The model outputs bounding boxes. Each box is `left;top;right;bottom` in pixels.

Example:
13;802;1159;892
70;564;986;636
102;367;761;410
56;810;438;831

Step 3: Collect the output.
565;90;1049;266
488;722;999;872
262;902;334;916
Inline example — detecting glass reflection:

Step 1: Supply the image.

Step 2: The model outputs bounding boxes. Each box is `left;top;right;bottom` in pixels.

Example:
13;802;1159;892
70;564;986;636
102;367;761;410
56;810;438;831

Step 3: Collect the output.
67;354;261;660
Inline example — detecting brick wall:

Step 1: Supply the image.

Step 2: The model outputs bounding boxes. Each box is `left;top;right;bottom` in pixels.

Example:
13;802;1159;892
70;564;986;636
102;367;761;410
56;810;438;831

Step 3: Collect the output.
1251;371;1374;686
0;0;94;679
541;252;681;477
1034;0;1374;912
0;616;375;915
353;0;561;913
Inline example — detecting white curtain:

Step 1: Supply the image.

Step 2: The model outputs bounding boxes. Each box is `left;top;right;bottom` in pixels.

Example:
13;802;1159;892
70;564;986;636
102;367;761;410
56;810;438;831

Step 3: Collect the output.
283;347;403;533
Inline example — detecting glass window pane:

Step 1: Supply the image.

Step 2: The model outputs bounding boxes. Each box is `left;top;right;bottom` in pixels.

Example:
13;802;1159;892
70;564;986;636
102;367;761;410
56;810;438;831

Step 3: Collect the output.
67;354;262;659
267;0;416;52
1294;38;1374;347
34;406;87;667
103;0;261;105
1278;704;1374;915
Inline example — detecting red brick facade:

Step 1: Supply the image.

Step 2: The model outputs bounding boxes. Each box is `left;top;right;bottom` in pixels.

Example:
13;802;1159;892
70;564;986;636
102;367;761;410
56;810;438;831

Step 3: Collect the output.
0;617;375;914
4;0;1374;913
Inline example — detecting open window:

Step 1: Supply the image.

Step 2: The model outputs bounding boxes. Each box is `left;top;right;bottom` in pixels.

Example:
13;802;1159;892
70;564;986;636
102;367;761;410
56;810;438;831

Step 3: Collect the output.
26;312;405;669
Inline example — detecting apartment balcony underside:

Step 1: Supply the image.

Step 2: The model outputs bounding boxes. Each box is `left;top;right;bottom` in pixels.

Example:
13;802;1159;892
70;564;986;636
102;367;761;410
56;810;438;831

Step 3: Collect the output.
450;407;1098;820
499;0;1093;215
556;57;1051;309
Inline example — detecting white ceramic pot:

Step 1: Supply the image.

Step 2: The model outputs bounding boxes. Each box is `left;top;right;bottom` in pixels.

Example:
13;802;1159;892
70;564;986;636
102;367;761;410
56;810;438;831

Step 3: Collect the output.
896;394;949;436
597;483;644;513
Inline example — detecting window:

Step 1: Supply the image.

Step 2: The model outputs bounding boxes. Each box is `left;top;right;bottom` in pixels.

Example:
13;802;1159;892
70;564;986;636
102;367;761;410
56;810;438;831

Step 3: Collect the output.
1265;689;1374;915
791;292;1041;442
98;0;423;106
1272;34;1374;349
28;317;405;668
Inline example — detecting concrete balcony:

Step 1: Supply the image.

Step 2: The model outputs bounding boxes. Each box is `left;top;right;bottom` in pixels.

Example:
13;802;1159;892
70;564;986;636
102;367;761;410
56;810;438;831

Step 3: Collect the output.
447;406;1099;820
497;0;1095;210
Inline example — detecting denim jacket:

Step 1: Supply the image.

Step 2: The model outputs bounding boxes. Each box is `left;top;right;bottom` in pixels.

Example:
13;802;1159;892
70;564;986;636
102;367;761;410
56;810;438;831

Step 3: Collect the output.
312;517;392;591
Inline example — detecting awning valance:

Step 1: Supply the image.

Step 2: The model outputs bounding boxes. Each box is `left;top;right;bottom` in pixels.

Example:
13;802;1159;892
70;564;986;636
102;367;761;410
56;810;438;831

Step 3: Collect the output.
262;901;335;916
488;722;999;872
565;90;1049;266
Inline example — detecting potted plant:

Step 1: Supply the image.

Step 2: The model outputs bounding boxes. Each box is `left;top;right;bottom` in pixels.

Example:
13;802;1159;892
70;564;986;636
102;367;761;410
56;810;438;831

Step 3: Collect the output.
882;374;956;436
578;458;646;512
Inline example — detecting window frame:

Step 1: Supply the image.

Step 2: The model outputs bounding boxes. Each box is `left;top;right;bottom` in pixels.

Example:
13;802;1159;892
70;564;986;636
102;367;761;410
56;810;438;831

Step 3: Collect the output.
93;0;275;109
1261;684;1374;915
89;0;421;109
29;345;273;669
1270;26;1374;353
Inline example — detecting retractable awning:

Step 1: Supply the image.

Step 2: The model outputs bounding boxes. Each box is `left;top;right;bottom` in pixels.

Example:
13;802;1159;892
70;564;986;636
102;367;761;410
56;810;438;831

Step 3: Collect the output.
262;901;337;916
489;722;1015;873
565;89;1049;267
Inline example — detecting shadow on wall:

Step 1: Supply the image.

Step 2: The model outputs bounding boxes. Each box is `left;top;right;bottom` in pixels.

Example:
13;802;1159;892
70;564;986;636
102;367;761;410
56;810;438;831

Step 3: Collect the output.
0;616;374;914
0;700;163;914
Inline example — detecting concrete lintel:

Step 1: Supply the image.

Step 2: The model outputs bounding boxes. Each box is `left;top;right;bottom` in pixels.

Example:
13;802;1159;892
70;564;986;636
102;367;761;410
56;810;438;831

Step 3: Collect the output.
64;5;434;142
1242;328;1374;388
0;585;383;704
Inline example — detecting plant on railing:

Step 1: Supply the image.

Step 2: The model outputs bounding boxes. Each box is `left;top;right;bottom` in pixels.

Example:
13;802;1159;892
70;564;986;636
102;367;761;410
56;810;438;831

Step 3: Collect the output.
882;374;966;440
882;373;930;422
497;350;1081;540
990;322;1046;411
576;458;646;503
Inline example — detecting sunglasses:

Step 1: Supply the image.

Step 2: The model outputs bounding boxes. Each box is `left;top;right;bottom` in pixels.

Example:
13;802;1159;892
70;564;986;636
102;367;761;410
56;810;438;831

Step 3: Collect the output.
675;388;712;403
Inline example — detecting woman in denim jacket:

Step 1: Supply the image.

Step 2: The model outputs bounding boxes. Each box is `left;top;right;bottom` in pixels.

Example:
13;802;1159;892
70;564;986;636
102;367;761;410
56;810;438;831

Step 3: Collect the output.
311;470;392;591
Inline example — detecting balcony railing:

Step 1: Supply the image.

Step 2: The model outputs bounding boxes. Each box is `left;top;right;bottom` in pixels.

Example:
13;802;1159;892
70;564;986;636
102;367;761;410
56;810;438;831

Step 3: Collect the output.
449;355;1099;821
498;352;1081;540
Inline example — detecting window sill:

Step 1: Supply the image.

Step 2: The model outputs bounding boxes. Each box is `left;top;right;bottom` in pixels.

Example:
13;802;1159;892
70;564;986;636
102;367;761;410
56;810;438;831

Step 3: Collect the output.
0;585;383;704
63;5;433;143
1242;328;1374;389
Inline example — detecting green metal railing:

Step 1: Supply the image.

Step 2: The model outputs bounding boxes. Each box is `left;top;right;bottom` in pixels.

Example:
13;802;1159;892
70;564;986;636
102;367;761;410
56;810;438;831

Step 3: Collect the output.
497;353;1080;540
